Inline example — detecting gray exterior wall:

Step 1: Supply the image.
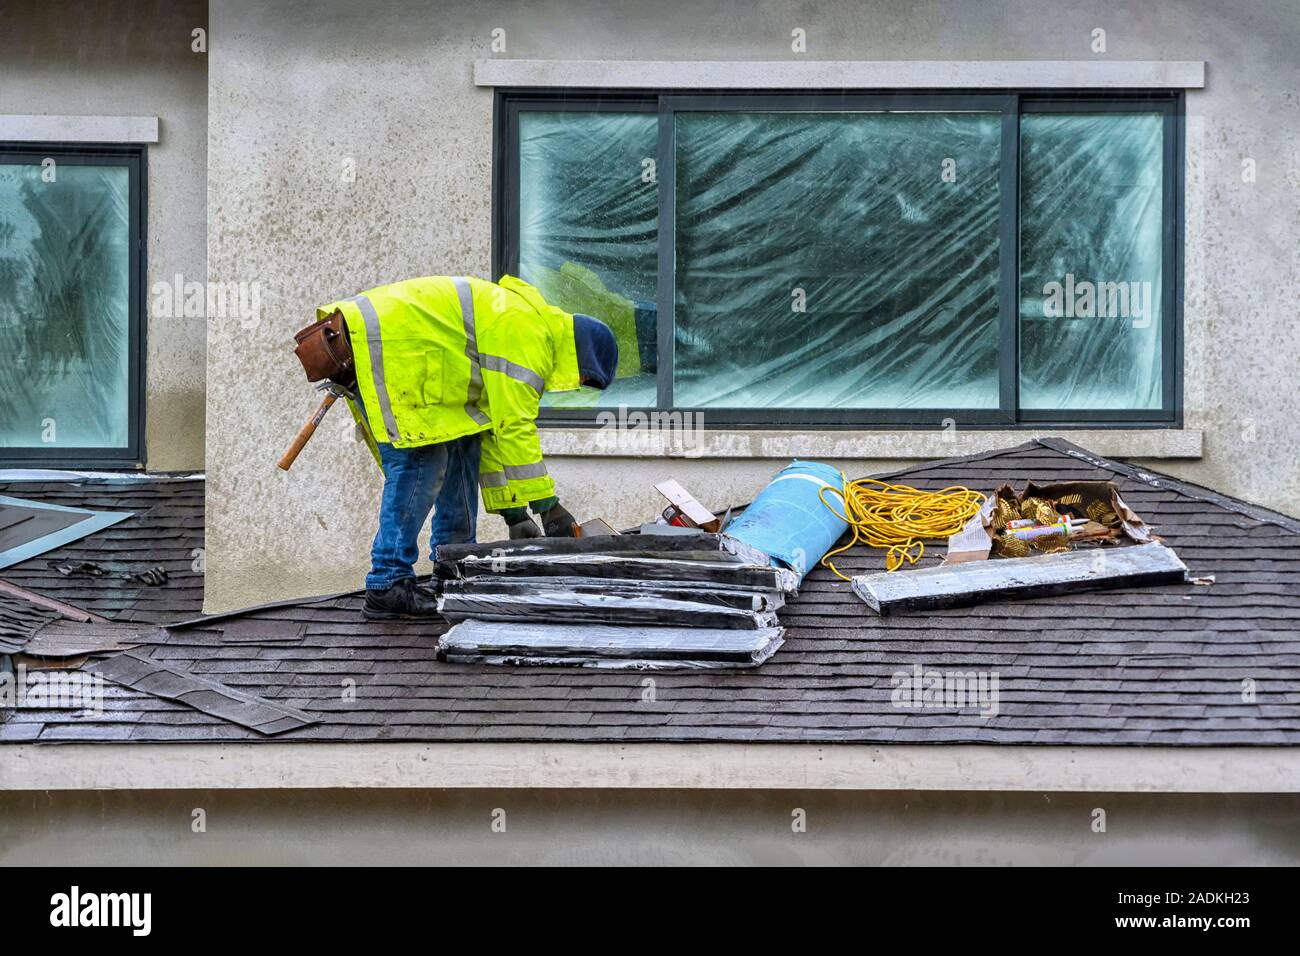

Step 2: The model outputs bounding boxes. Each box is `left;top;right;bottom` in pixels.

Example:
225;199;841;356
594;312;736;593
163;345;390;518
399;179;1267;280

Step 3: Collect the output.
3;787;1299;865
0;0;209;471
204;0;1300;611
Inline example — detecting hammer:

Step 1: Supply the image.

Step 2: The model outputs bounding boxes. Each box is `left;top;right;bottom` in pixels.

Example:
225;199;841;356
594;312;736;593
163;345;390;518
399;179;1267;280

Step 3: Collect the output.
277;381;353;471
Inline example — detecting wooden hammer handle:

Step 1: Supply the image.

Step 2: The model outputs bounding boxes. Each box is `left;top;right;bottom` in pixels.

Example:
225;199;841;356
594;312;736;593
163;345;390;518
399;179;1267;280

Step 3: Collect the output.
277;392;338;471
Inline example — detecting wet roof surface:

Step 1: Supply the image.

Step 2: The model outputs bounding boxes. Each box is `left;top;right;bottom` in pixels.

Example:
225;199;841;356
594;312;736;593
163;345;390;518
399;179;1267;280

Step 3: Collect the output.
3;441;1299;746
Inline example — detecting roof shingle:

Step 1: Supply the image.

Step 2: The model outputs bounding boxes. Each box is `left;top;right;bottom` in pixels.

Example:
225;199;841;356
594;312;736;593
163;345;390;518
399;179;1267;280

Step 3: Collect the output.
3;441;1299;746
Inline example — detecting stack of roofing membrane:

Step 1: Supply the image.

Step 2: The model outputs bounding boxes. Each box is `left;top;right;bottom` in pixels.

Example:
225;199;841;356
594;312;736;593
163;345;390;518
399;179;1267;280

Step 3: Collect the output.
434;530;795;668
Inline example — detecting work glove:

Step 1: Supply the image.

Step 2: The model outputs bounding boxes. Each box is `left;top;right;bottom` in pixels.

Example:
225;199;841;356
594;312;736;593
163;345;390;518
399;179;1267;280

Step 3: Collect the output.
506;515;543;540
539;503;579;538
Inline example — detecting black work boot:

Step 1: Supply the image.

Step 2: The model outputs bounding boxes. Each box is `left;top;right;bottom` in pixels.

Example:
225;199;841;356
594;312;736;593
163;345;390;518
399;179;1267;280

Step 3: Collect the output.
363;578;441;621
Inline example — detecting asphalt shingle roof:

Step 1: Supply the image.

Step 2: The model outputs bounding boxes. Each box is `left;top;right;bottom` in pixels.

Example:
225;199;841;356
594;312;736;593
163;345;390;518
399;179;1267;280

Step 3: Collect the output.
3;441;1299;746
0;476;204;632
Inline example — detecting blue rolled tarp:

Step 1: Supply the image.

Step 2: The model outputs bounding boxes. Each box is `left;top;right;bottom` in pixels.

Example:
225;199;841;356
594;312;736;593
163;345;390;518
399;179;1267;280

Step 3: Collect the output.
724;461;849;583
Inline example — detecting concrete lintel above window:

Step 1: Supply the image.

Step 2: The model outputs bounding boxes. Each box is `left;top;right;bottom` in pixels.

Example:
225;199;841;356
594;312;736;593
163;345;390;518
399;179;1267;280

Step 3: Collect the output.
540;428;1204;461
0;114;159;143
474;59;1205;90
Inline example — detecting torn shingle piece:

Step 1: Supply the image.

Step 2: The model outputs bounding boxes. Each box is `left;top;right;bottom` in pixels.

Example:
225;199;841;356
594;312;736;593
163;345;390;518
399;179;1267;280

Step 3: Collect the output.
91;650;317;735
20;620;159;658
220;618;308;644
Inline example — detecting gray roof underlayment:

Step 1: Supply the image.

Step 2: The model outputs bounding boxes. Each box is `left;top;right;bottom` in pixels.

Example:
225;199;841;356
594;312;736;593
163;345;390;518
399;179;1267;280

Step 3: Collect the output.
1;439;1299;746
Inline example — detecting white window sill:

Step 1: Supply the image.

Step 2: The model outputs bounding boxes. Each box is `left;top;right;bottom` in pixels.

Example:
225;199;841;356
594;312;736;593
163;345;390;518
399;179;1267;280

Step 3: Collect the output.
474;59;1205;90
540;428;1203;460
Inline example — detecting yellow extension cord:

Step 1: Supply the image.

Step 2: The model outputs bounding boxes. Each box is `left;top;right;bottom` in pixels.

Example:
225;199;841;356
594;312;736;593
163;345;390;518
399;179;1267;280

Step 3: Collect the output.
818;475;986;580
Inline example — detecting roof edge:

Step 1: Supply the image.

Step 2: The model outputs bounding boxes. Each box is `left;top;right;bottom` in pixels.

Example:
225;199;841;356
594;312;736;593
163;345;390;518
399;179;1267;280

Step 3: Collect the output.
4;742;1298;793
1036;437;1300;533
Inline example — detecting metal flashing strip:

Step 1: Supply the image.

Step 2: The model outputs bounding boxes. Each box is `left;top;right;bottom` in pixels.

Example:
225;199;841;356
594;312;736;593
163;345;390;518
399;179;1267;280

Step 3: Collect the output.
0;495;133;572
0;470;204;483
93;650;317;736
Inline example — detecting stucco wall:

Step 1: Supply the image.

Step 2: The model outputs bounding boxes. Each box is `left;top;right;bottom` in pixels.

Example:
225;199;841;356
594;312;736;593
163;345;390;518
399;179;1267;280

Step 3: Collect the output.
0;0;209;471
4;787;1299;865
205;0;1300;611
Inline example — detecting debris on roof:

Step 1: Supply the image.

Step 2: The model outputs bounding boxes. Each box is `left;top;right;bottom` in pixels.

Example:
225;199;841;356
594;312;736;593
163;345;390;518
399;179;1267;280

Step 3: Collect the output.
93;650;317;736
854;541;1189;614
19;620;157;659
3;441;1300;746
438;620;785;668
0;476;204;630
436;528;789;668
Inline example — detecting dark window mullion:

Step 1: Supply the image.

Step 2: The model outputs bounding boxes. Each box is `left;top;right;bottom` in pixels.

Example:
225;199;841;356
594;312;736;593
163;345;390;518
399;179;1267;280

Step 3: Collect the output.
1164;98;1183;424
999;93;1021;424
656;96;675;411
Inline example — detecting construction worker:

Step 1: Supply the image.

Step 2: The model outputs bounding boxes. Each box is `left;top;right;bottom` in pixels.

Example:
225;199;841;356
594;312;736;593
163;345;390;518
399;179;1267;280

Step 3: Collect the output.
309;275;618;620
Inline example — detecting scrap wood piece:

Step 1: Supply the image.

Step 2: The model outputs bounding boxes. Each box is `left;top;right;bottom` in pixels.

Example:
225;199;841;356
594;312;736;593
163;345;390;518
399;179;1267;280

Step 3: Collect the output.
852;541;1189;615
0;578;109;624
92;650;317;735
437;619;784;669
438;587;779;630
654;479;721;531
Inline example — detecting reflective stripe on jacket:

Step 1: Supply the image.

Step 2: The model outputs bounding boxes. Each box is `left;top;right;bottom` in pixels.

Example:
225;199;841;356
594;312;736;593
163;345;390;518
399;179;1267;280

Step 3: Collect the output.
316;275;581;512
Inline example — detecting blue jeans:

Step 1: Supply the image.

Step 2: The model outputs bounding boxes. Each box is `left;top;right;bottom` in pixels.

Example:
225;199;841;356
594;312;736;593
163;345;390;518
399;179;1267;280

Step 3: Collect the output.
367;433;482;590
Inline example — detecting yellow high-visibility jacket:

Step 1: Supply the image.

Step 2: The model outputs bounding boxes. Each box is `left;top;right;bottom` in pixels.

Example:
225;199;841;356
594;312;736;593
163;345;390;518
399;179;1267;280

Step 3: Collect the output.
316;275;581;512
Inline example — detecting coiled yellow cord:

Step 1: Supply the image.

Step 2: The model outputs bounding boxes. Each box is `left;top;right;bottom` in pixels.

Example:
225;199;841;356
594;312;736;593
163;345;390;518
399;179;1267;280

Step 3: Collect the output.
819;475;986;580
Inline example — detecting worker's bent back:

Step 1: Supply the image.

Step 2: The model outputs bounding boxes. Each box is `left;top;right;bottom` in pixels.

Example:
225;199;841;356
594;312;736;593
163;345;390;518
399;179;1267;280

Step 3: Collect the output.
316;275;584;512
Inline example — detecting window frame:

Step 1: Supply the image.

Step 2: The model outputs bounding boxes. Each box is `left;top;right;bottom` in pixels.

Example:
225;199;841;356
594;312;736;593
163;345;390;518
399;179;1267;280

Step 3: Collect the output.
494;89;1183;430
0;142;147;466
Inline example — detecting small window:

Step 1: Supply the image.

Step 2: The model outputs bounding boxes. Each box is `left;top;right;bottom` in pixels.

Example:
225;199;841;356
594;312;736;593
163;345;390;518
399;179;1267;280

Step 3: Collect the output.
0;145;144;463
496;93;1181;428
